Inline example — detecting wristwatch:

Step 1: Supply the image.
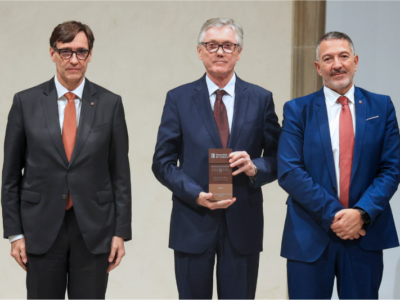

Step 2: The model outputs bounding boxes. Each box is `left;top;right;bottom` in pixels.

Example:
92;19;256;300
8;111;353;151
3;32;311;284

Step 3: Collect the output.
253;164;258;176
355;208;371;224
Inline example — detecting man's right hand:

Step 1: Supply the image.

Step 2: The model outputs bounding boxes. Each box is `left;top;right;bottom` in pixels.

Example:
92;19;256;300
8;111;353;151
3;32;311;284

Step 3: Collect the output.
196;192;236;210
11;238;27;271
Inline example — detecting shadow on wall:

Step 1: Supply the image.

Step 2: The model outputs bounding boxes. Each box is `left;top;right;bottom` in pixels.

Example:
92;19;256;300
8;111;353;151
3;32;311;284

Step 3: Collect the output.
394;258;400;298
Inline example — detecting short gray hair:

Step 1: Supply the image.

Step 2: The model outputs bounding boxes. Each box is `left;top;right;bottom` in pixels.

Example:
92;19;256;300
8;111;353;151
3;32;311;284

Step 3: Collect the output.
316;31;355;61
198;18;243;49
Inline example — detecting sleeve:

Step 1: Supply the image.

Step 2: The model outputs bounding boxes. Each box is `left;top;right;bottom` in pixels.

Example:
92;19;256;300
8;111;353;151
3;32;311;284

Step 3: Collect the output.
277;101;344;232
251;93;281;188
353;97;400;224
152;91;204;209
2;94;26;238
109;97;132;240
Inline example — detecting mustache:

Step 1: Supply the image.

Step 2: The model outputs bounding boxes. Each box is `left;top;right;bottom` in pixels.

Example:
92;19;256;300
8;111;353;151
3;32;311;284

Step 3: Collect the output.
330;70;347;76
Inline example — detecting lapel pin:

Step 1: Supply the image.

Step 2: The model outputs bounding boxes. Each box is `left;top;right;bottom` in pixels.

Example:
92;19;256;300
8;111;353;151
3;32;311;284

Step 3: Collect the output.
359;101;362;103
91;102;94;106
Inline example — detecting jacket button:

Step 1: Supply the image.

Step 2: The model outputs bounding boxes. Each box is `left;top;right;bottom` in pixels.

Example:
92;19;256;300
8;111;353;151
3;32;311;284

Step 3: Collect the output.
62;194;67;200
332;187;337;192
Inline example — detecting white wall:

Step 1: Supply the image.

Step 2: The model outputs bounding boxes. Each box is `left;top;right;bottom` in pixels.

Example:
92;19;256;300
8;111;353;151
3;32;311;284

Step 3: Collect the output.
0;1;293;298
326;1;400;298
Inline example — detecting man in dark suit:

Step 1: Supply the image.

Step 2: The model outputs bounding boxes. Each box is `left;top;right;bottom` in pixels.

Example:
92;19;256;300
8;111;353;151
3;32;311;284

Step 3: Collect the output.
1;21;131;299
278;31;400;299
152;18;281;299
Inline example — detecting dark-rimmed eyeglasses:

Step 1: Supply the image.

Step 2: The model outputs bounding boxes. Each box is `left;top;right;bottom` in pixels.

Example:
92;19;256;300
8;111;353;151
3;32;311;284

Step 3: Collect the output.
53;47;91;60
201;42;239;54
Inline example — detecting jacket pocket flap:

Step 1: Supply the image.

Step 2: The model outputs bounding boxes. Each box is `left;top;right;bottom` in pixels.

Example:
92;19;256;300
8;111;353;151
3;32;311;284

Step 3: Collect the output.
20;190;41;203
97;190;114;204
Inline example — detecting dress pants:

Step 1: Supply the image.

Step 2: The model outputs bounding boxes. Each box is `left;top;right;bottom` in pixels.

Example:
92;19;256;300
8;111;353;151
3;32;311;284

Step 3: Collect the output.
174;213;260;299
287;233;383;299
26;208;110;299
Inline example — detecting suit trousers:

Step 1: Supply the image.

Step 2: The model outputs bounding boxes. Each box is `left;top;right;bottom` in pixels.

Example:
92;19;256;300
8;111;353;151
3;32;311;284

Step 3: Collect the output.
174;213;260;299
26;208;110;299
287;233;383;299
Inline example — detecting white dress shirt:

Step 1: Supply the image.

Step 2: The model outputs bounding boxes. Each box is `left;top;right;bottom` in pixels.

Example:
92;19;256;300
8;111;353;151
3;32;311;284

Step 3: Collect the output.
206;73;236;132
9;76;85;243
324;85;356;198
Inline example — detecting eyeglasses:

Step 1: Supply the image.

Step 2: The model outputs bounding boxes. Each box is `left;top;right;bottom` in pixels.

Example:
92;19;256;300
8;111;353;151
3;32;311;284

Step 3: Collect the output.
53;47;91;60
201;42;239;54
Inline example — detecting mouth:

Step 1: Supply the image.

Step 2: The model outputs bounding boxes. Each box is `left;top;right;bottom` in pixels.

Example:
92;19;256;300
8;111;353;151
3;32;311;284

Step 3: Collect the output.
67;68;81;72
330;71;347;78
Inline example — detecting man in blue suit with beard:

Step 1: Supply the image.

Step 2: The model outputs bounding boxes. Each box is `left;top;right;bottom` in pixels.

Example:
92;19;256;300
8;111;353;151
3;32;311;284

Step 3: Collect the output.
278;31;400;299
152;18;281;299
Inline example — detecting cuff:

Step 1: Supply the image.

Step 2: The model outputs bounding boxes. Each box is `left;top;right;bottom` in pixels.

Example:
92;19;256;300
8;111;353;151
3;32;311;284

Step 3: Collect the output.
9;234;24;243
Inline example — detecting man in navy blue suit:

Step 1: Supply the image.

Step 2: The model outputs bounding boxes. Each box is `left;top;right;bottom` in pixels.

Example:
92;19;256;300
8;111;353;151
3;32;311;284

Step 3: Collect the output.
278;31;400;299
152;18;281;299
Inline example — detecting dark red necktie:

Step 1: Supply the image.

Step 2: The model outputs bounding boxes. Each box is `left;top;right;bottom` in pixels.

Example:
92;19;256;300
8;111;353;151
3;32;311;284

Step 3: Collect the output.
214;90;229;148
62;92;77;210
338;96;354;208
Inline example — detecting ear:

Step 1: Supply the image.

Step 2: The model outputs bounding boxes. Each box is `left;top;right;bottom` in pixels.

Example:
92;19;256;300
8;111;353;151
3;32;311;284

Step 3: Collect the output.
87;48;93;63
50;46;56;62
197;45;203;60
314;60;322;76
353;54;359;72
236;48;242;61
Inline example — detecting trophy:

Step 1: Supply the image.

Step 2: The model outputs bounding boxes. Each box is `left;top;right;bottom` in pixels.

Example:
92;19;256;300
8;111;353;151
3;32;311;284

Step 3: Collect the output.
209;149;233;201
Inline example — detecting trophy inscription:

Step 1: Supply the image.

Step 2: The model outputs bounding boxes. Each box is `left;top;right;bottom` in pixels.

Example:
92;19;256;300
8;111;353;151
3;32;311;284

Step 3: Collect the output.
209;149;232;201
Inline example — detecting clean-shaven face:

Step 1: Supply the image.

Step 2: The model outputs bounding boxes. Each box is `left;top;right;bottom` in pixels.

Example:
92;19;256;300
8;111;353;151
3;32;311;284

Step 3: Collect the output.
197;26;241;80
50;31;92;88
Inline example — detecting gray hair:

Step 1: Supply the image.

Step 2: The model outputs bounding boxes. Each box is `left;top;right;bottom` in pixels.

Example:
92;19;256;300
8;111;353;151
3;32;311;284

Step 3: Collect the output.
316;31;355;61
198;18;243;49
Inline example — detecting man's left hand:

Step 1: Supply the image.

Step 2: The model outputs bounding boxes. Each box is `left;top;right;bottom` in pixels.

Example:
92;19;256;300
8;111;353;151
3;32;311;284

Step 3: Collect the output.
331;209;365;240
229;151;257;177
107;236;125;273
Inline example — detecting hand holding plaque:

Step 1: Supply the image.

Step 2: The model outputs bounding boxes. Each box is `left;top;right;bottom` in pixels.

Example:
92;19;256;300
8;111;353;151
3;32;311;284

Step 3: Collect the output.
209;149;233;201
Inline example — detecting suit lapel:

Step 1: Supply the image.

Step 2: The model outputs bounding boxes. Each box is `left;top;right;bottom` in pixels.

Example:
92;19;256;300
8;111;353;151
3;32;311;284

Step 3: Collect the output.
351;87;366;180
315;89;337;188
41;78;69;166
69;79;97;166
228;76;249;149
192;75;222;148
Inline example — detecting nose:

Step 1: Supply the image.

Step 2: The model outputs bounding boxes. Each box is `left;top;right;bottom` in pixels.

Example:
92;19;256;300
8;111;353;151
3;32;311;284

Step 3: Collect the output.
332;56;342;69
216;45;224;56
69;52;79;64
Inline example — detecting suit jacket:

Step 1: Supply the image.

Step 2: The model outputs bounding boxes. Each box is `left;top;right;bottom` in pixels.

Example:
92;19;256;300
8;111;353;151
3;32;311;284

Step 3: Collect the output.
152;74;281;255
2;78;132;255
278;87;400;263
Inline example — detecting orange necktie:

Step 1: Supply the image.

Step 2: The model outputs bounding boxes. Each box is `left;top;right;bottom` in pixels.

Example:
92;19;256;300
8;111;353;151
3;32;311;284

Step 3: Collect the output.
338;96;354;208
62;92;77;210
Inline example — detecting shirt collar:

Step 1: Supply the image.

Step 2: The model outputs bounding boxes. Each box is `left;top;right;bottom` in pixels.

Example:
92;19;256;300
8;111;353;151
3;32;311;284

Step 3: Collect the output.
323;84;355;107
54;75;85;100
205;73;236;97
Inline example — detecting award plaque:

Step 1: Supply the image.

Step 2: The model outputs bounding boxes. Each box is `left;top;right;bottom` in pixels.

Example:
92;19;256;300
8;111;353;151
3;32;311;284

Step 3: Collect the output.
209;149;233;201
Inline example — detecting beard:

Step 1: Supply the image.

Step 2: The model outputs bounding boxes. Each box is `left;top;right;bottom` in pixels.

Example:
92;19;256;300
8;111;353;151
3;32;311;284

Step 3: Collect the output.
324;71;353;94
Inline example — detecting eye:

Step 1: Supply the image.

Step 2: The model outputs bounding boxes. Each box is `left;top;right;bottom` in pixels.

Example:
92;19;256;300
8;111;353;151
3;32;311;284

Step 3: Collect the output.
59;50;72;58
